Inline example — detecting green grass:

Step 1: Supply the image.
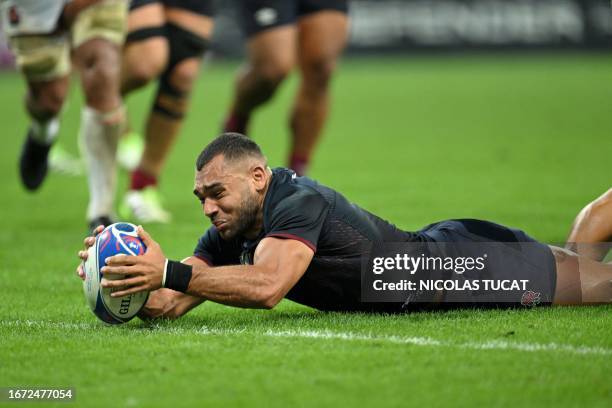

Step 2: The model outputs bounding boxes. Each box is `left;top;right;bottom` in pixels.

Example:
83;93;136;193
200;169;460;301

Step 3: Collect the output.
0;54;611;407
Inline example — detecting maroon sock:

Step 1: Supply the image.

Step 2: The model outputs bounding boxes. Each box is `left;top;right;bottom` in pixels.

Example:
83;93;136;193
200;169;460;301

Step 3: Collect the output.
223;111;250;135
289;153;310;177
130;168;157;191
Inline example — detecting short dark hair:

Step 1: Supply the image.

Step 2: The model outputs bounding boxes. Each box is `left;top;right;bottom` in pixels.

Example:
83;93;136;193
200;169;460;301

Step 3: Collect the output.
196;133;264;171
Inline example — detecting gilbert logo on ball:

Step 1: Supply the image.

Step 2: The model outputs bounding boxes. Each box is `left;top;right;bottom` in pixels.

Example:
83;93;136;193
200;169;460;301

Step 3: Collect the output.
83;222;149;324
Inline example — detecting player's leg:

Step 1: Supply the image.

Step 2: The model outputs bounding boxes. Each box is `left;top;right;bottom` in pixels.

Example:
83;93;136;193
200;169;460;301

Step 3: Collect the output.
122;1;214;223
550;246;612;305
290;5;349;175
7;34;71;190
222;0;297;134
565;188;612;261
117;0;168;171
71;0;128;229
121;0;168;94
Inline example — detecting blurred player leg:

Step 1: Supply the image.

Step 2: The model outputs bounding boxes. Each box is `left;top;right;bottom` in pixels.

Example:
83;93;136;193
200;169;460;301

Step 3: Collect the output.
120;1;168;94
21;76;69;190
222;0;297;135
72;0;128;229
290;9;348;175
565;189;612;261
121;1;214;223
7;33;70;190
117;0;168;170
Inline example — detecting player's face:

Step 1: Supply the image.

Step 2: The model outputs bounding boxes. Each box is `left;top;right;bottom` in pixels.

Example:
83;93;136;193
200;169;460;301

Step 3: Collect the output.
194;155;261;240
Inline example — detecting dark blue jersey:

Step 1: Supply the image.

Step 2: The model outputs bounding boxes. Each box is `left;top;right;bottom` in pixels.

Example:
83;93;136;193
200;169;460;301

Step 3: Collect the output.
194;168;556;311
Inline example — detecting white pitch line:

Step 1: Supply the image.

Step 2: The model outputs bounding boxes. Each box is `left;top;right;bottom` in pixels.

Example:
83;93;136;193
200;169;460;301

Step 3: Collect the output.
261;329;612;356
1;319;611;356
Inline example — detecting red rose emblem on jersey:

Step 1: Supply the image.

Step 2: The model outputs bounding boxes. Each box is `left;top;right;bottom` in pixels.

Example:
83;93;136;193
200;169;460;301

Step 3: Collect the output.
521;290;541;307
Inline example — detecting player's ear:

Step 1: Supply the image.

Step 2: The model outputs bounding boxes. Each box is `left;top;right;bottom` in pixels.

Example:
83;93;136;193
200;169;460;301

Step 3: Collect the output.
251;164;267;191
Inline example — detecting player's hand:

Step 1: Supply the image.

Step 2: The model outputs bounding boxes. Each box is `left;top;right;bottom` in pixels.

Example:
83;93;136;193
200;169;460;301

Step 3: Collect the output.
137;288;182;320
75;225;105;281
100;226;166;297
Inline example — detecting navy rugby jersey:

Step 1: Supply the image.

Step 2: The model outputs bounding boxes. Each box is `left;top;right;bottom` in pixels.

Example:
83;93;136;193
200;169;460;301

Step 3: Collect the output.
194;168;557;311
193;167;420;312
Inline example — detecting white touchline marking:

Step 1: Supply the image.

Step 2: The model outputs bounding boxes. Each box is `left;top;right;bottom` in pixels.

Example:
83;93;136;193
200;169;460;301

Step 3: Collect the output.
1;319;610;356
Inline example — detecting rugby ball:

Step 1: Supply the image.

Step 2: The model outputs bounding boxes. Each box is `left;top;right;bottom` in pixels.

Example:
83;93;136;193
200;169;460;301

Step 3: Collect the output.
83;222;149;324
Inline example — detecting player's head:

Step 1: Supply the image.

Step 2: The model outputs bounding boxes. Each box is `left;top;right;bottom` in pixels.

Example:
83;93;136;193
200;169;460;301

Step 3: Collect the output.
194;133;270;240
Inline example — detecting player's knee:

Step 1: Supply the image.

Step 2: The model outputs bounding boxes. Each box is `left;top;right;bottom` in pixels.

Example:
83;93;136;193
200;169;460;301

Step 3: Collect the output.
167;59;200;94
594;188;612;207
301;57;336;90
152;63;197;120
583;188;612;221
127;56;166;89
83;47;120;87
28;86;65;119
254;59;293;89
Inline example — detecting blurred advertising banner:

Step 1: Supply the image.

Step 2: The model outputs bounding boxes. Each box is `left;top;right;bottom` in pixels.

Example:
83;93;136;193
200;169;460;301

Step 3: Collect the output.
1;0;610;68
211;0;612;55
347;0;612;51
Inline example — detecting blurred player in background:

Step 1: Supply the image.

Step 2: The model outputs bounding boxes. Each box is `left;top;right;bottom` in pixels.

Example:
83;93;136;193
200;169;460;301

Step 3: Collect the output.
118;0;215;223
222;0;349;176
1;0;128;229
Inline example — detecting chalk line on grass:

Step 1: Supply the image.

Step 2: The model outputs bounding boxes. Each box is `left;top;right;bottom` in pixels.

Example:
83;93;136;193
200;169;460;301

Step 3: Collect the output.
2;319;610;356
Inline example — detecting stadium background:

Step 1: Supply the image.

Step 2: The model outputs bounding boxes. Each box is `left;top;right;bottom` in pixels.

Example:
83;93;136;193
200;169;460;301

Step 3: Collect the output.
0;0;610;406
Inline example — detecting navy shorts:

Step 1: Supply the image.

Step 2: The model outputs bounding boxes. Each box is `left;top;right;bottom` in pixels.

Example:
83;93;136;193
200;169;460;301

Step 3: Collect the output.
412;219;557;308
129;0;215;17
239;0;349;38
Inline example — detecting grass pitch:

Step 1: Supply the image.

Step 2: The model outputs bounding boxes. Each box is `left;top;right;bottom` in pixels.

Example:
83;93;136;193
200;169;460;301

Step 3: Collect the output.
0;54;611;407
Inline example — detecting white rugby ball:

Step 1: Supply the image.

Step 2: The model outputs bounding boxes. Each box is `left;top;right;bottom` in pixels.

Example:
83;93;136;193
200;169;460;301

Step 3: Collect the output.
83;222;149;324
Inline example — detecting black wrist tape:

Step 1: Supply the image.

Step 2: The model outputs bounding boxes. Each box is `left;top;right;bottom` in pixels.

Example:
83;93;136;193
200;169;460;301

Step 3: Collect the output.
164;260;193;293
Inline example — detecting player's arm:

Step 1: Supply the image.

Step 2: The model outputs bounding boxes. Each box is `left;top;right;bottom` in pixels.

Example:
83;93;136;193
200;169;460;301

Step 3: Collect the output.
101;228;314;309
138;256;208;320
185;237;314;309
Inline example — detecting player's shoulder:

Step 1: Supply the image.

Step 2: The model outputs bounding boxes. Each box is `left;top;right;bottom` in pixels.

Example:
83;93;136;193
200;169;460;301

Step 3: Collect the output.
264;168;333;224
264;168;331;218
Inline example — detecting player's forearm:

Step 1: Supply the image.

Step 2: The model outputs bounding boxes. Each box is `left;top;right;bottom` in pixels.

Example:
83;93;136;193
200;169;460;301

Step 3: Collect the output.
185;264;281;309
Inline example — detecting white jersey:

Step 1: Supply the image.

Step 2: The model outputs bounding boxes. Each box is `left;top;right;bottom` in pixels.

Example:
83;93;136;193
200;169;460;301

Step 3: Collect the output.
1;0;69;36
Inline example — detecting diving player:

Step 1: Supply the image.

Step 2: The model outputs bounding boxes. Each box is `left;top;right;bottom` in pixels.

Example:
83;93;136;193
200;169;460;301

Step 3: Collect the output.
77;133;612;318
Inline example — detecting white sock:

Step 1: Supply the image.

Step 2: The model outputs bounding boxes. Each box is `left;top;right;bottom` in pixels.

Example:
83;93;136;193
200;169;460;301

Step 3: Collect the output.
30;117;60;145
78;105;124;221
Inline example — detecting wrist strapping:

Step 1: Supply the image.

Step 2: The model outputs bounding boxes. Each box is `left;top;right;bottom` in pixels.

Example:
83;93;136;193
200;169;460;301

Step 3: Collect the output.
162;259;193;293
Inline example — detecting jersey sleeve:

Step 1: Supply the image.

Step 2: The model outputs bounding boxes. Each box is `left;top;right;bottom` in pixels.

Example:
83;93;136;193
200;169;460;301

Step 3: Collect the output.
266;188;329;251
193;227;241;266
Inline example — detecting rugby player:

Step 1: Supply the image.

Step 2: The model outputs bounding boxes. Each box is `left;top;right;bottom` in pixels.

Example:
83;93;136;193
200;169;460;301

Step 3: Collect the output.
222;0;349;176
2;0;128;229
77;133;612;317
119;0;215;223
